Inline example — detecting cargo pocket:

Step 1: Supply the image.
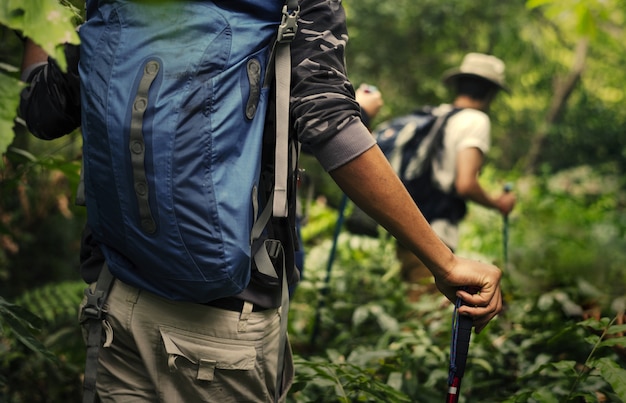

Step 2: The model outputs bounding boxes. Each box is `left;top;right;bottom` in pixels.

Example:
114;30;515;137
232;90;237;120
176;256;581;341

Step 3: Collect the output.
159;326;256;382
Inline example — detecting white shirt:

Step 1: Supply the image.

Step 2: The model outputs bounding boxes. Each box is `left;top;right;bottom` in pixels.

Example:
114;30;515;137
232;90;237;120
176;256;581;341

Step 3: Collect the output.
428;104;491;249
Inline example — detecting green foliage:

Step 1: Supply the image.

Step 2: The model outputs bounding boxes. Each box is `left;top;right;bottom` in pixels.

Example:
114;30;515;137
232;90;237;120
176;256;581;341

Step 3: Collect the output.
0;136;85;299
0;0;81;156
0;72;24;161
460;164;626;302
526;0;620;39
15;280;84;327
290;356;412;403
0;0;81;70
289;240;626;401
0;281;85;402
548;93;626;173
499;314;626;402
286;167;626;401
0;296;56;363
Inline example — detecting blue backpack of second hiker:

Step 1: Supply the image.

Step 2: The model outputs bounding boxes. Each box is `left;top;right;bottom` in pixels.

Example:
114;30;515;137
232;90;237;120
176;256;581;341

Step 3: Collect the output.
79;0;292;303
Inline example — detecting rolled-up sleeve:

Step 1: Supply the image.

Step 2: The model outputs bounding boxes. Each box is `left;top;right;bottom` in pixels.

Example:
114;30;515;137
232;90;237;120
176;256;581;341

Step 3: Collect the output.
290;0;375;172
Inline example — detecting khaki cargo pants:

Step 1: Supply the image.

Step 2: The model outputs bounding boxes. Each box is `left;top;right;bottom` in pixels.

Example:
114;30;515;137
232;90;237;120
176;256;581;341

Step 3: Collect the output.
80;279;294;402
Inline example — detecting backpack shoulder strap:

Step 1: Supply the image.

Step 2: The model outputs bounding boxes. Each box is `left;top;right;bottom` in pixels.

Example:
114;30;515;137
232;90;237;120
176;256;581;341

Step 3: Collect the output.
421;107;463;162
403;107;463;181
252;2;299;400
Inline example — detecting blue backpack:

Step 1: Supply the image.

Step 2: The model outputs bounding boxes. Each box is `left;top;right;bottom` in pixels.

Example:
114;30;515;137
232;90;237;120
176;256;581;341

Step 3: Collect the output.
375;107;467;224
79;0;299;303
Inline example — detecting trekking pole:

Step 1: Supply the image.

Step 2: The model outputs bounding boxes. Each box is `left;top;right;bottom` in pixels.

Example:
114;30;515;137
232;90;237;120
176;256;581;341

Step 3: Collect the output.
502;183;513;270
446;286;479;403
310;193;349;346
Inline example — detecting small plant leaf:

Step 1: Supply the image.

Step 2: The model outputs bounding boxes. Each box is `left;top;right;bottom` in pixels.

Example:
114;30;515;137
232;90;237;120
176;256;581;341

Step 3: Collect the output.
591;357;626;399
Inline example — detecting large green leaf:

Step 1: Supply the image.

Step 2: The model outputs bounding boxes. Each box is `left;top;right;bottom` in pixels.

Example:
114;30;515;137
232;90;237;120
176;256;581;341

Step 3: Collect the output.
598;336;626;348
592;357;626;399
0;297;57;362
0;0;80;71
0;0;80;158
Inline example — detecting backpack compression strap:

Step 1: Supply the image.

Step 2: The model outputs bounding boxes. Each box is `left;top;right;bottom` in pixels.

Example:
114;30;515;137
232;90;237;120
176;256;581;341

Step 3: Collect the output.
255;1;299;400
271;0;299;218
250;193;291;401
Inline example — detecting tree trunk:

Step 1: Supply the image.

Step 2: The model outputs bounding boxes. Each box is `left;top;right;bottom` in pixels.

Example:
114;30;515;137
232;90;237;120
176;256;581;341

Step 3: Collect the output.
523;38;589;174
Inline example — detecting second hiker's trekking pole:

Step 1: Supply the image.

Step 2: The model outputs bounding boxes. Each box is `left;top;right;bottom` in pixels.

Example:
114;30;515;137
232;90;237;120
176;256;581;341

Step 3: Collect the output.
502;183;513;269
310;193;349;346
446;287;479;403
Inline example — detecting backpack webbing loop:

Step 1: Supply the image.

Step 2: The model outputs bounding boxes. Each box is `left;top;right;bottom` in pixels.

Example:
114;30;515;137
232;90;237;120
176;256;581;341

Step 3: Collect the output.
80;262;114;403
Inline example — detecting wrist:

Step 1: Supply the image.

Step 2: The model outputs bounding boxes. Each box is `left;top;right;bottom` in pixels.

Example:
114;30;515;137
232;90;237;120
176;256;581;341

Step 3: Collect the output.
426;246;457;280
492;196;504;214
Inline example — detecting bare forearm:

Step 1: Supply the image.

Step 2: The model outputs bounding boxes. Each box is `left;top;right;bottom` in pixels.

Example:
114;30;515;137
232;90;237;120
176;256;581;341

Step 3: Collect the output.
458;180;497;209
457;180;515;216
329;146;503;332
21;39;48;74
329;146;456;278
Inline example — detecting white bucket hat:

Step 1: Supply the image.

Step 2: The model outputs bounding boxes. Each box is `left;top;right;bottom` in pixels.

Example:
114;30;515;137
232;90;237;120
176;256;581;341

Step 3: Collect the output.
442;52;510;93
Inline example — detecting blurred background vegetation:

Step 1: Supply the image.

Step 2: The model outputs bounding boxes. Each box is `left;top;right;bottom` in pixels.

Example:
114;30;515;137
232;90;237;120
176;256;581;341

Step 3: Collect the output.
1;0;625;401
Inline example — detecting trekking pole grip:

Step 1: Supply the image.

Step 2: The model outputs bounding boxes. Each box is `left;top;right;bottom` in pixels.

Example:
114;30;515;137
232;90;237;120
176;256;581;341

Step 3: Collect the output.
455;286;480;375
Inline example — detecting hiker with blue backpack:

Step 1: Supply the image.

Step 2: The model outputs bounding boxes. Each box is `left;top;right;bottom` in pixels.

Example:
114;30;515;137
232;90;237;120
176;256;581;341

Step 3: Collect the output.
19;2;504;402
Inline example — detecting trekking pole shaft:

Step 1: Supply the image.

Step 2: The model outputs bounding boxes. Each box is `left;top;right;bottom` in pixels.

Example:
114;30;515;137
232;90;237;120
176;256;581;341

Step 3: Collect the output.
454;315;473;376
502;183;512;268
310;194;348;346
446;312;472;403
446;286;479;403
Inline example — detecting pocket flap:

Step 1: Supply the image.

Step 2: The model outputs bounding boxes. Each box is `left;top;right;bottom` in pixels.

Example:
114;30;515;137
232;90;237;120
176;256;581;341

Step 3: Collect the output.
159;326;256;375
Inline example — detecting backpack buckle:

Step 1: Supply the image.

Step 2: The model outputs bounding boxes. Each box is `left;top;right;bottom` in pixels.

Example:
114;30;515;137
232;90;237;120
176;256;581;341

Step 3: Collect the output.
277;4;299;44
80;287;107;322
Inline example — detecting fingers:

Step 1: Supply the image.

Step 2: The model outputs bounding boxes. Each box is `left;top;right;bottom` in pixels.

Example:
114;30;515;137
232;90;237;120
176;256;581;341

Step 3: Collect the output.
434;256;504;333
456;288;503;334
499;192;516;215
